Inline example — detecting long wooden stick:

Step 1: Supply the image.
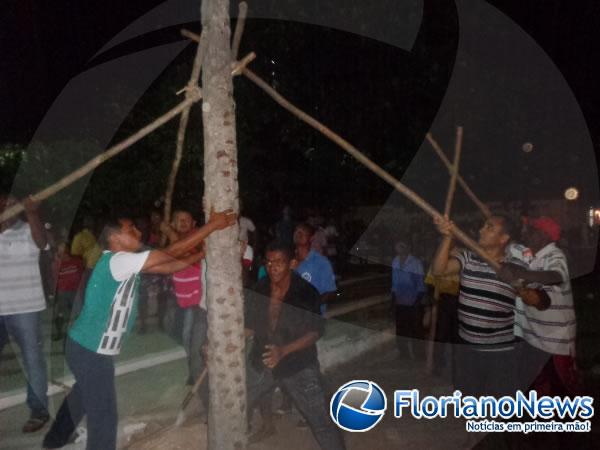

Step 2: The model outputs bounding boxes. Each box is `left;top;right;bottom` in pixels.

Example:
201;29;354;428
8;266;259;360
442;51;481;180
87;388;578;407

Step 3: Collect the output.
444;126;463;216
426;126;463;374
161;31;207;246
0;90;202;224
231;2;248;61
426;133;491;218
185;30;495;266
0;53;256;225
236;64;501;270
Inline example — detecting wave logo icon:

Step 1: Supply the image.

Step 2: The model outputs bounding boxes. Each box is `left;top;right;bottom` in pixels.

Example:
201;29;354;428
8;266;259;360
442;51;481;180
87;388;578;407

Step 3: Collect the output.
330;380;387;432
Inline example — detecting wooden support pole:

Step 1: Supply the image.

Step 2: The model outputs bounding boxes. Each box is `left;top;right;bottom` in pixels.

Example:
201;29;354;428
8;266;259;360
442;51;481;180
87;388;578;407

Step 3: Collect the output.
444;126;463;216
426;126;464;374
231;2;248;61
0;90;202;225
426;132;492;218
0;49;255;226
162;31;207;237
234;63;501;270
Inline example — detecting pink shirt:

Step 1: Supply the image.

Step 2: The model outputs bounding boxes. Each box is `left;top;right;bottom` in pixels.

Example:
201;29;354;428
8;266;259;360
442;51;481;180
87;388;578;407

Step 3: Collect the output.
172;263;202;308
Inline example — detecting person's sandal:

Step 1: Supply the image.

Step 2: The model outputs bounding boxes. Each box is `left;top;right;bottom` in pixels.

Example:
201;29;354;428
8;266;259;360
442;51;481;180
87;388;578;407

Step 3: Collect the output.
22;414;49;433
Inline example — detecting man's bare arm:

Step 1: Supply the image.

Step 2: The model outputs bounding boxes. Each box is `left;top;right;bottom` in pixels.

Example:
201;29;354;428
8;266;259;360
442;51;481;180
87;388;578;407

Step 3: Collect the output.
142;209;235;271
144;250;204;274
24;197;47;250
518;287;551;311
432;216;461;276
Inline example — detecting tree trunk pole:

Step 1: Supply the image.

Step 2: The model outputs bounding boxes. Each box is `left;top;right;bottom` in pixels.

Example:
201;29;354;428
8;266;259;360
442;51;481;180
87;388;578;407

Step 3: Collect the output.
200;0;246;449
426;126;463;374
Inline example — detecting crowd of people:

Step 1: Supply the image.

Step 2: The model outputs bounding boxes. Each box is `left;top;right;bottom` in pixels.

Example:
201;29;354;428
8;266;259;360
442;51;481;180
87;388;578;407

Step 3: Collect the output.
0;190;589;450
0;195;346;449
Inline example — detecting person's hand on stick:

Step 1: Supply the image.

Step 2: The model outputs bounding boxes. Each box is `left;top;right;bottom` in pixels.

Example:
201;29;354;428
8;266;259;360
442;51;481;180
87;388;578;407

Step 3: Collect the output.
434;214;454;238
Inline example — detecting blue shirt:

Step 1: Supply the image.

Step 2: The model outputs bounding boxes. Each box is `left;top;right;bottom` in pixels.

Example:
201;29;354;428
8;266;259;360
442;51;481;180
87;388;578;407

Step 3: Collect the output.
391;254;425;306
295;250;336;314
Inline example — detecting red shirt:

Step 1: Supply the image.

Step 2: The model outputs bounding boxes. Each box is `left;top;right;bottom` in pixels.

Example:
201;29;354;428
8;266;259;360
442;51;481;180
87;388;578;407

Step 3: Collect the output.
54;256;84;292
172;263;202;308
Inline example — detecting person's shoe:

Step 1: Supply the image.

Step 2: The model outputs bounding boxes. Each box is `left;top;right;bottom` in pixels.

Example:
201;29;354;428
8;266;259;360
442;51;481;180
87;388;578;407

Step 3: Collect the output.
22;412;49;433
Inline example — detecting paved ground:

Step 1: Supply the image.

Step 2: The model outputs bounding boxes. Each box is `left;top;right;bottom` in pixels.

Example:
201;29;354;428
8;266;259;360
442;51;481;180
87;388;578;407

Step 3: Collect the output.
2;267;599;449
3;338;600;450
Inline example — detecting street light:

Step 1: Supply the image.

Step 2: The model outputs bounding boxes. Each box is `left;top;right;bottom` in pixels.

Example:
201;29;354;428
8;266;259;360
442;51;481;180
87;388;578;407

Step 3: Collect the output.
564;187;579;201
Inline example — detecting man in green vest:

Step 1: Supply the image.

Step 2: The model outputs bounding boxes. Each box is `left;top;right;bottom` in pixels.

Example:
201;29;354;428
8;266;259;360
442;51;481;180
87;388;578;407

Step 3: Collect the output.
43;209;235;450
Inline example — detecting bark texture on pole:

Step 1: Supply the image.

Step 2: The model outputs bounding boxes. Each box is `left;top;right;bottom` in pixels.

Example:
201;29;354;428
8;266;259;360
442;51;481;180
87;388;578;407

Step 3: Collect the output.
201;0;246;449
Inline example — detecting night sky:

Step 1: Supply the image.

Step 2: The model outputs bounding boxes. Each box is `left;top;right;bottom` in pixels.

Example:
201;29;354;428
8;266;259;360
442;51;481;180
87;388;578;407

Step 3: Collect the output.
2;0;600;220
2;1;599;138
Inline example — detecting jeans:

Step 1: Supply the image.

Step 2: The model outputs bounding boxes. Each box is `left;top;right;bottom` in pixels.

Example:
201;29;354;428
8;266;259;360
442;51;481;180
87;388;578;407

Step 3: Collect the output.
43;338;117;450
0;311;48;415
247;362;346;450
182;307;208;405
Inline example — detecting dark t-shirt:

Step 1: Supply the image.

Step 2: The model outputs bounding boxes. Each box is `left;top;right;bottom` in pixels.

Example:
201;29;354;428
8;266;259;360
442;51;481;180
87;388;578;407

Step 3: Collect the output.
245;272;324;379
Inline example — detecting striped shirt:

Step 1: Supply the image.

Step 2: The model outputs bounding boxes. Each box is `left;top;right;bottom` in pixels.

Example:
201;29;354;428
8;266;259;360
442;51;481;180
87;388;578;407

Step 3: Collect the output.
513;243;575;356
455;250;523;347
0;220;46;316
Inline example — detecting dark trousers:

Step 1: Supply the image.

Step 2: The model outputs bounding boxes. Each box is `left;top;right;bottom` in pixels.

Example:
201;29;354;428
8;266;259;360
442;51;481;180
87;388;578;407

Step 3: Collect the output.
394;302;422;357
43;338;117;450
454;342;518;397
433;294;458;373
247;362;346;450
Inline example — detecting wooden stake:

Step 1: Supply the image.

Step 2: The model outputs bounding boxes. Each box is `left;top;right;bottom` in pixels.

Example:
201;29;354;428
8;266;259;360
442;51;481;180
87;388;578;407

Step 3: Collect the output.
426;133;492;218
426;126;463;374
162;31;207;240
237;64;501;270
231;2;248;61
444;127;463;216
0;51;255;226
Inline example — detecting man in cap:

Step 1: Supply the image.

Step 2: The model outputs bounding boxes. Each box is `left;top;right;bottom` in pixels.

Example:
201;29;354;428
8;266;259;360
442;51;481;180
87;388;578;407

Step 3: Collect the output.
501;216;579;396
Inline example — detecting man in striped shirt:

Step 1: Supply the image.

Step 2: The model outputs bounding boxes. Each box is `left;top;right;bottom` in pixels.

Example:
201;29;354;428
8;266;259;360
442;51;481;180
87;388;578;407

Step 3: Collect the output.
432;214;548;399
501;216;580;396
